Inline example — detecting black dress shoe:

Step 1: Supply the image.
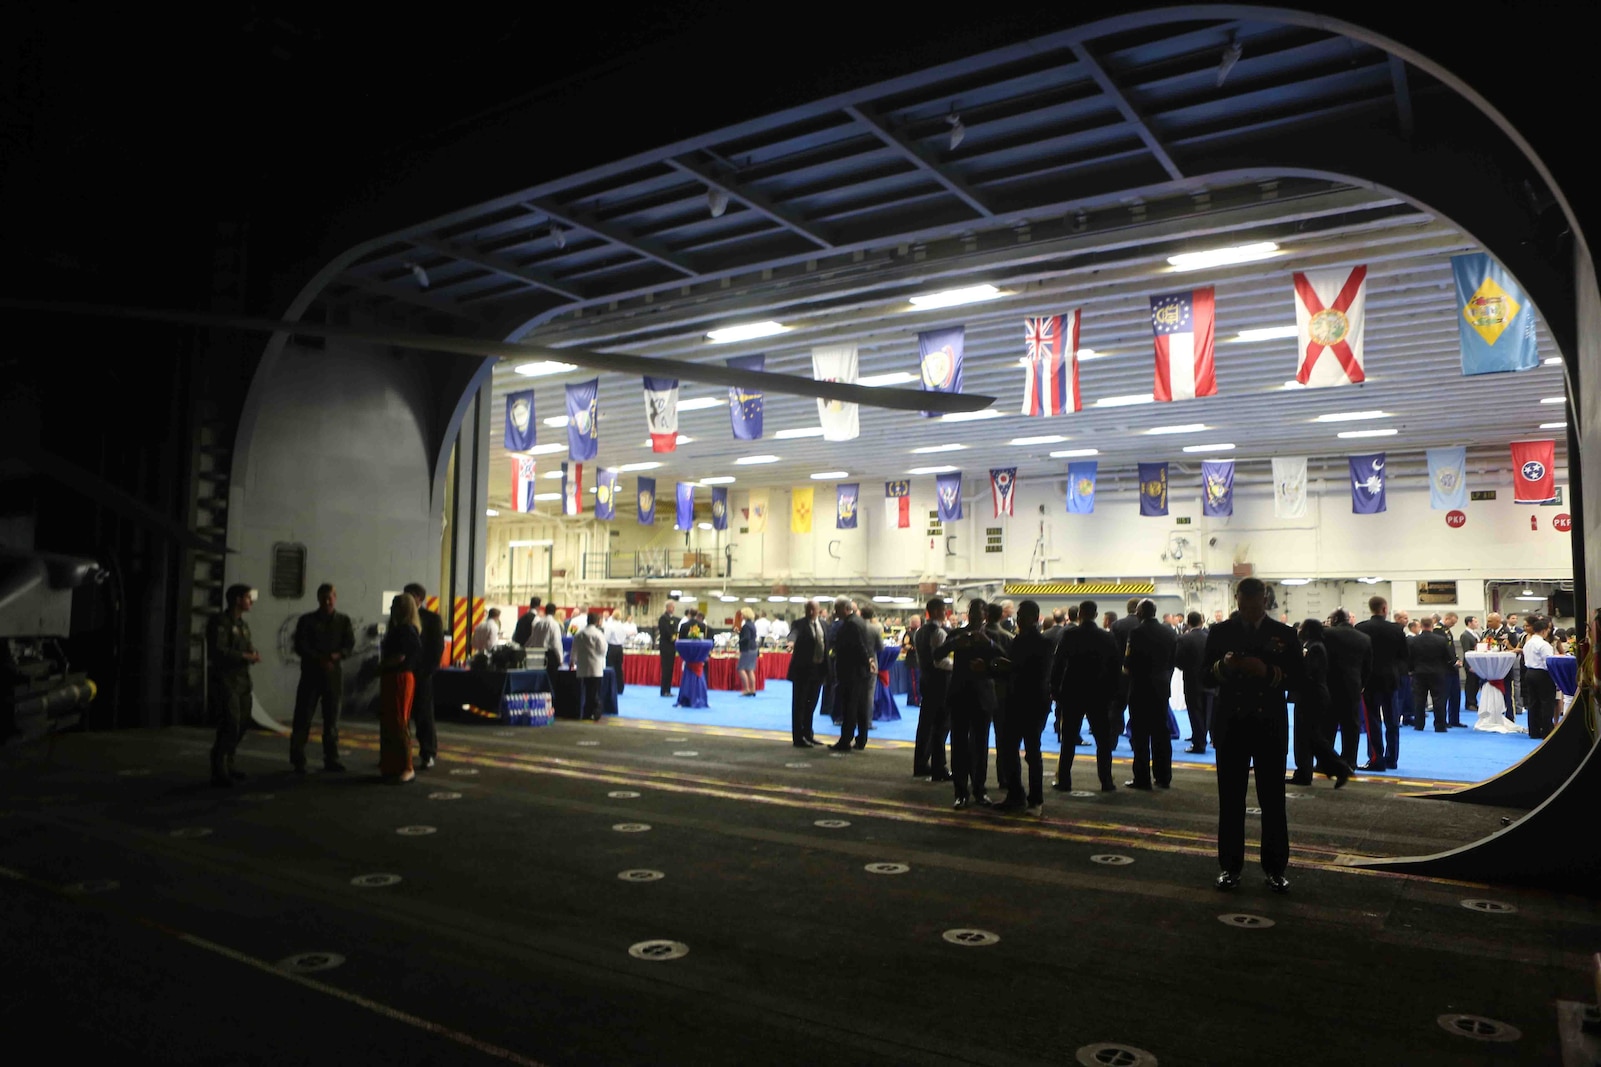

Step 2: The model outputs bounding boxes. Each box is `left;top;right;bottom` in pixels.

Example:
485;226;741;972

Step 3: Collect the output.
805;738;823;746
973;794;994;806
1124;780;1153;791
1155;780;1171;789
1215;871;1241;890
953;796;972;810
1051;781;1074;792
1384;762;1398;771
1359;761;1384;772
325;761;347;773
992;798;1027;813
1100;781;1116;792
828;743;851;752
852;741;866;750
1265;873;1291;894
1075;738;1089;746
795;742;814;749
913;767;930;778
1186;745;1206;754
1333;766;1350;789
1285;774;1313;786
930;771;953;782
416;756;434;770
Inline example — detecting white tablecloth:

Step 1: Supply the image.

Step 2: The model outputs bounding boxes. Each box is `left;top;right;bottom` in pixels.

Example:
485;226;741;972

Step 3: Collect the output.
1465;651;1526;734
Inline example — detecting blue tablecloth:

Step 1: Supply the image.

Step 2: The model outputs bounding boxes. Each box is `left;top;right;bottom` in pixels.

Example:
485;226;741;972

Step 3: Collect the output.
1547;655;1578;696
676;640;714;709
873;646;902;722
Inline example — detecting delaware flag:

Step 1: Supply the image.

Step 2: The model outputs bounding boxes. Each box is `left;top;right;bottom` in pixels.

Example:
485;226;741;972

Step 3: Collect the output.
565;379;599;460
1293;266;1368;386
885;480;911;529
561;462;582;516
836;483;859;529
674;482;694;531
990;468;1016;517
1511;440;1557;503
504;390;537;452
644;376;679;452
1452;253;1539;376
511;456;538;513
1350;453;1387;514
918;326;964;418
727;354;764;440
791;486;814;533
636;477;656;526
1139;462;1168;516
748;488;769;533
812;344;859;442
1149;288;1217;401
1272;457;1308;519
1022;311;1081;415
595;467;618;520
1202;460;1234;517
1426;447;1468;510
936;473;963;522
1067;462;1097;514
710;486;729;531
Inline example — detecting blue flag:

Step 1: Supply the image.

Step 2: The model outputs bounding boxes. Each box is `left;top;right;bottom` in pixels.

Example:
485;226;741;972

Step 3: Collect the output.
727;354;764;440
565;379;599;460
1451;253;1539;376
1139;463;1168;517
595;467;618;520
504;390;537;452
936;472;963;522
1067;462;1097;514
919;326;964;418
1427;447;1467;511
1201;460;1234;518
1350;453;1387;514
675;482;695;531
836;483;859;529
710;486;729;531
636;477;656;526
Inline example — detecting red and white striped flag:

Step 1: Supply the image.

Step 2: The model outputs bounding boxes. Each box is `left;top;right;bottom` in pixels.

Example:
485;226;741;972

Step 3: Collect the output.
1149;287;1216;401
512;456;537;513
1021;310;1081;415
562;462;583;516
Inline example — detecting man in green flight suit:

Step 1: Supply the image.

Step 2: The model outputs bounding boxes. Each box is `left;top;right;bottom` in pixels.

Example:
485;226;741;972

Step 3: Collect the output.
290;582;355;773
209;583;261;787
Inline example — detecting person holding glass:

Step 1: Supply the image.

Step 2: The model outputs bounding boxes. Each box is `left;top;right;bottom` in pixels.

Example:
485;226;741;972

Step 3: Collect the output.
378;592;422;782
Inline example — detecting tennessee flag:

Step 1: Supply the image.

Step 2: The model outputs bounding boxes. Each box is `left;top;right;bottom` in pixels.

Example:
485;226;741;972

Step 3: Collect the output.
1149;288;1216;401
511;456;537;513
1021;311;1081;415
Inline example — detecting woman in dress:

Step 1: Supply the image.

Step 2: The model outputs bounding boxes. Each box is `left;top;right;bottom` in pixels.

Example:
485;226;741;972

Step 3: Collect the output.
378;592;422;782
1294;619;1352;788
736;607;759;697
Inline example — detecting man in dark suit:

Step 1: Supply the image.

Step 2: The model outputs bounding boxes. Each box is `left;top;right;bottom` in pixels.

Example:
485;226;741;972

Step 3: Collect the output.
1123;599;1178;789
1355;596;1409;770
786;599;826;747
1175;611;1213;753
1050;600;1121;792
935;598;1005;808
828;598;875;752
912;597;952;781
993;601;1052;814
1322;609;1372;769
403;583;446;770
1109;597;1141;737
657;600;678;696
1410;621;1458;733
1204;578;1303;893
1460;616;1482;712
512;596;540;647
983;603;1016;793
1438;613;1464;727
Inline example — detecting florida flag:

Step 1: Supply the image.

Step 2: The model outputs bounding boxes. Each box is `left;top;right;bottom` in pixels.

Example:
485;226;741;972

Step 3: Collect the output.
990;468;1017;517
885;480;911;529
1149;288;1216;401
561;462;582;516
1511;440;1557;503
1294;265;1368;387
1022;311;1081;415
511;456;537;513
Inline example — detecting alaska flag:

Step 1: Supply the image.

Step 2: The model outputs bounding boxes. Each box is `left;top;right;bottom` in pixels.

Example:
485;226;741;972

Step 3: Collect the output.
1067;461;1097;514
710;486;729;531
1350;453;1387;514
726;354;765;440
636;477;656;526
1139;463;1168;516
1452;253;1539;376
1201;460;1234;517
595;467;619;520
918;326;964;418
565;379;599;460
675;482;695;531
504;390;537;452
836;483;859;529
936;472;963;522
1426;447;1468;510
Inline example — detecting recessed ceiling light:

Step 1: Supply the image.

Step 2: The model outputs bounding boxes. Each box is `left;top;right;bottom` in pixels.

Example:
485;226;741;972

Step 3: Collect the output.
1336;428;1398;438
734;454;781;465
1544;357;1562;365
1313;410;1389;422
706;321;790;344
1049;448;1100;458
1540;422;1567;429
1145;423;1209;435
697;522;714;530
939;409;1003;423
1095;393;1156;408
617;461;663;472
1279;578;1312;586
909;465;960;475
907;284;1002;309
485;508;500;517
641;435;695;447
676;396;727;411
523;443;567;455
700;476;736;484
1166;241;1281;271
858;371;919;387
775;426;826;439
543;415;571;427
513;360;580;377
1182;443;1235;452
911;443;967;454
1540;397;1566;404
810;471;849;479
533;492;561;501
1231;325;1299;342
1010;435;1068;446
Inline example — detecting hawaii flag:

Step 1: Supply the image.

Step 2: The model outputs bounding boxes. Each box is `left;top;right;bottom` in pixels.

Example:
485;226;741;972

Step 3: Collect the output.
1511;440;1557;503
811;344;859;442
791;486;814;533
1294;266;1368;387
1150;288;1216;401
644;376;679;452
1272;457;1308;519
885;480;911;529
748;488;769;533
561;462;582;516
990;468;1016;517
1022;311;1081;415
511;456;538;513
836;483;859;529
595;467;618;520
918;326;964;418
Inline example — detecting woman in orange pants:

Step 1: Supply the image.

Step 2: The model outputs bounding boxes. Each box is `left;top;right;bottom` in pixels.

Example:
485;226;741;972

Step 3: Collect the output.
379;592;422;782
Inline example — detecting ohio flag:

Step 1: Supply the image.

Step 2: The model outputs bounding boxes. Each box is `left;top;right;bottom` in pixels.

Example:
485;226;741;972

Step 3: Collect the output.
511;456;537;513
990;468;1017;517
1021;310;1081;415
1150;288;1216;401
885;480;911;529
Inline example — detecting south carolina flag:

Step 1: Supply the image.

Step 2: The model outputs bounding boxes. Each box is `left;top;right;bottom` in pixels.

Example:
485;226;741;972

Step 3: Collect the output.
1511;440;1557;503
561;462;582;516
1150;288;1216;401
990;468;1016;517
1022;311;1081;415
1294;266;1368;387
885;480;911;529
511;456;538;513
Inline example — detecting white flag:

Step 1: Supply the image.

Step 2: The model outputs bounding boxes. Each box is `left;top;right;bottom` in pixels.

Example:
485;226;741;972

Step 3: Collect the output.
748;488;769;533
1272;456;1308;519
811;344;859;442
643;375;679;453
1293;266;1368;387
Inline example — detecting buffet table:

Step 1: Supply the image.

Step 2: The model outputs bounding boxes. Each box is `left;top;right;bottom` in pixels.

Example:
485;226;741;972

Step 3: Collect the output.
621;650;764;692
1464;651;1526;734
758;650;792;680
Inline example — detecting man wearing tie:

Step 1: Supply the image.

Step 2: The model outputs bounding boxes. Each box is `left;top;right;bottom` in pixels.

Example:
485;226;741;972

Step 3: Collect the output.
1355;596;1409;771
1123;599;1178;790
1050;600;1121;792
1460;616;1482;713
1438;613;1464;727
657;600;678;696
1322;609;1372;770
912;598;953;781
785;599;826;747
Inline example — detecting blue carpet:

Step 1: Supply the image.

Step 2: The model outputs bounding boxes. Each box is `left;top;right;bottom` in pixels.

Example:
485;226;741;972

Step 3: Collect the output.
616;681;1538;784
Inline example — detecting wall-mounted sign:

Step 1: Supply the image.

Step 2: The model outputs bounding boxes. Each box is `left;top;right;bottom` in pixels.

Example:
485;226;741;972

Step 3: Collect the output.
1554;513;1573;532
1470;490;1497;501
1539;487;1565;506
1446;510;1467;528
1176;516;1192;525
1417;580;1459;604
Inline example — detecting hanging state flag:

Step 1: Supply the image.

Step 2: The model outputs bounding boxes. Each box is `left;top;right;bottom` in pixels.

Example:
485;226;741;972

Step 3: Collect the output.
918;326;964;418
1139;463;1169;516
1426;447;1468;511
885;480;911;529
710;486;729;531
565;379;599;460
1452;253;1539;376
1272;457;1308;519
1511;440;1557;503
561;462;583;516
990;468;1017;517
511;456;538;513
595;467;618;520
726;354;764;440
1349;453;1387;514
811;344;859;442
1149;288;1217;401
791;486;814;533
936;473;963;522
1202;460;1235;518
1022;311;1081;415
644;376;679;452
836;483;859;529
636;477;656;526
1293;265;1368;387
749;488;769;533
504;390;537;452
674;482;694;531
1066;462;1097;514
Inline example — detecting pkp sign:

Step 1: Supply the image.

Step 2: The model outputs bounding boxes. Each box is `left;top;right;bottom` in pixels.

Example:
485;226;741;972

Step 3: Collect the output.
1446;510;1467;529
1554;513;1573;532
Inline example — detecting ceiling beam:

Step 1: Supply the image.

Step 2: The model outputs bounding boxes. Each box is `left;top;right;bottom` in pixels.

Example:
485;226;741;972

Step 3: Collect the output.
339;274;495;326
522;200;698;277
1389;55;1415;139
410;237;586;302
840;104;994;219
665;155;834;249
1068;43;1184;181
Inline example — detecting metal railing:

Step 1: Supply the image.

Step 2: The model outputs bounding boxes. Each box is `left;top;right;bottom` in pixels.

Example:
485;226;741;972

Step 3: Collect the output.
579;550;713;580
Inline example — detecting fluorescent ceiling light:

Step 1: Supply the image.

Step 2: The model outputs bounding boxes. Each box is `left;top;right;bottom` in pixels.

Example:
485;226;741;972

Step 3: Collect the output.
734;454;781;465
641;435;695;447
1516;594;1548;601
1145;423;1209;435
1095;393;1155;408
810;471;849;479
1313;410;1389;422
907;283;1002;309
532;492;561;501
743;597;761;603
719;595;740;602
513;360;580;377
871;595;893;603
485;509;500;517
1541;397;1566;404
1336;428;1398;438
1010;435;1068;446
617;461;663;472
1357;576;1385;584
767;595;788;602
1522;588;1535;596
676;396;727;411
892;596;916;604
543;415;570;427
700;476;736;484
940;409;1003;423
1182;443;1235;453
1281;380;1305;390
697;522;714;530
1076;348;1105;361
775;426;826;439
1166;241;1280;271
1050;448;1100;458
1231;325;1299;342
706;321;790;344
1279;578;1312;586
911;443;967;454
508;539;551;547
1540;422;1567;429
909;465;959;475
542;470;564;480
858;371;919;387
1545;357;1562;366
523;443;567;456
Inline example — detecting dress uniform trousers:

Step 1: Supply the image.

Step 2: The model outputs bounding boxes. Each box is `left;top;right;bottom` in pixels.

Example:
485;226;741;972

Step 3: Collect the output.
913;672;950;776
948;683;991;800
1216;710;1289;876
290;665;342;767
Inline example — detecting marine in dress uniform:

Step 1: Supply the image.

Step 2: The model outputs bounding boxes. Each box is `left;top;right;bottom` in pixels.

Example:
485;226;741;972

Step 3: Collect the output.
1050;601;1121;792
935;599;1007;808
912;598;953;780
289;582;355;772
1123;601;1179;789
657;601;678;696
208;583;261;787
